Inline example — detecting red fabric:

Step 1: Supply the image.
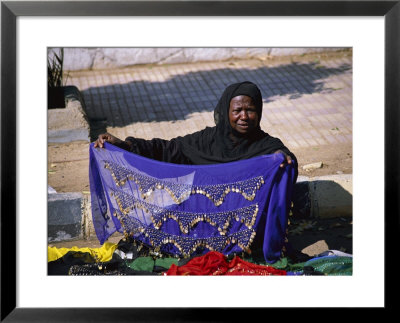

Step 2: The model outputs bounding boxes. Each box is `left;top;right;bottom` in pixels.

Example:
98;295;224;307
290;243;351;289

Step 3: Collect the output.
165;251;286;276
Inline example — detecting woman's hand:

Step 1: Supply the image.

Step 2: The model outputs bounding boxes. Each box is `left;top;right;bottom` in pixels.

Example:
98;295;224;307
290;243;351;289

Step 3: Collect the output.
274;150;293;168
93;133;124;148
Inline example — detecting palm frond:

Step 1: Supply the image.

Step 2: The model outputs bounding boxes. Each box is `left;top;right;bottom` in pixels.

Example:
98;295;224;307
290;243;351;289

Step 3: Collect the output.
48;48;69;88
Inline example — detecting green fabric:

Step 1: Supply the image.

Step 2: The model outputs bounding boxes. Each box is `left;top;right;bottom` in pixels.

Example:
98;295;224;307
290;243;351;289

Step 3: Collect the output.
304;256;352;275
268;257;288;270
127;256;179;272
128;257;155;272
155;257;179;269
266;257;306;272
242;252;304;271
265;256;352;275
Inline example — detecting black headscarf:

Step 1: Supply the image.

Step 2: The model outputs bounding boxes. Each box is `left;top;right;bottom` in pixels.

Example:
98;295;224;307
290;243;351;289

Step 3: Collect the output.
125;81;297;175
213;81;263;129
176;81;297;166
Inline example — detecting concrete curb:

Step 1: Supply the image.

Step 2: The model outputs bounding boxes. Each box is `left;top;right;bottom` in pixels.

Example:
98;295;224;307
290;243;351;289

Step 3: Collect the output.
48;192;84;242
294;174;352;219
48;85;91;143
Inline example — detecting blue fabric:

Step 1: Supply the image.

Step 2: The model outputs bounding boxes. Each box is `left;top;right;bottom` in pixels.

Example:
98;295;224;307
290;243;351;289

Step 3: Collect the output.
89;142;296;263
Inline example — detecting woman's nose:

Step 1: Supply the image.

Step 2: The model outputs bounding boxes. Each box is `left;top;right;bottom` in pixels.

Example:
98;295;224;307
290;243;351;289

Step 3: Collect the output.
240;111;249;119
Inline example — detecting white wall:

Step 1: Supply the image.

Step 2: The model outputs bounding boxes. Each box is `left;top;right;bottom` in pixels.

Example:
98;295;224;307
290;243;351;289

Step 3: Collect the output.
50;47;349;71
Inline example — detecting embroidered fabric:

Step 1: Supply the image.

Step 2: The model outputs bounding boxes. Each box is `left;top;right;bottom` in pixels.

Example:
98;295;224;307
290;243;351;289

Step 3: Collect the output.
112;188;258;234
90;142;296;263
104;160;264;206
115;212;256;258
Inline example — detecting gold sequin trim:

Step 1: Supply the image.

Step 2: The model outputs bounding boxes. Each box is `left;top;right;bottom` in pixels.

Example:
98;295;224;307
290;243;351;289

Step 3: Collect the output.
104;160;265;206
111;189;259;235
115;212;256;258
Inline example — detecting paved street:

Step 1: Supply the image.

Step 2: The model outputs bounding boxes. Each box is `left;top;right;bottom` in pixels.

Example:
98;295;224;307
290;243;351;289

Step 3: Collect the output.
66;51;352;152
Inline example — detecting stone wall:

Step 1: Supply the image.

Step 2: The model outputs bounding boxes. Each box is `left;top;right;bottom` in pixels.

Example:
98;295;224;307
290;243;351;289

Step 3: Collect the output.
50;47;349;71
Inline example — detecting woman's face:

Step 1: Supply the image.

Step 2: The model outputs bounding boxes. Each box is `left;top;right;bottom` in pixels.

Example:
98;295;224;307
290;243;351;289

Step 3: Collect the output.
228;95;259;134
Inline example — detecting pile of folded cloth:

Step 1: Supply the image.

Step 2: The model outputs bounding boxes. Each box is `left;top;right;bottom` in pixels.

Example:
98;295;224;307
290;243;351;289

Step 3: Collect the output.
48;238;352;276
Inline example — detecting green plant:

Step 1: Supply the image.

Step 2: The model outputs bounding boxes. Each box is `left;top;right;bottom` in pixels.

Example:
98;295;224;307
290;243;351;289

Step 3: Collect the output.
47;48;68;88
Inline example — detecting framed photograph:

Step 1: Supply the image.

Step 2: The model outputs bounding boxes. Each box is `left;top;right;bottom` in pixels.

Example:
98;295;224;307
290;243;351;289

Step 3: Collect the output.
1;0;398;320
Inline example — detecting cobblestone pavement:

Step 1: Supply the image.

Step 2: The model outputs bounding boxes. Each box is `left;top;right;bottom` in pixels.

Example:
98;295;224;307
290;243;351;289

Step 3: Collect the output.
66;51;352;152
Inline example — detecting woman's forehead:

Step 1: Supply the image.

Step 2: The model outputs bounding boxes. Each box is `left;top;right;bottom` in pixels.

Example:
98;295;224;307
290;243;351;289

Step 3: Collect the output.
230;95;254;104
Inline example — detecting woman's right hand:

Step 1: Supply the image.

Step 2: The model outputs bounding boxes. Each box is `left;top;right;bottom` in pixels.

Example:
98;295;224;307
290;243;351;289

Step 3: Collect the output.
274;149;293;168
93;133;123;148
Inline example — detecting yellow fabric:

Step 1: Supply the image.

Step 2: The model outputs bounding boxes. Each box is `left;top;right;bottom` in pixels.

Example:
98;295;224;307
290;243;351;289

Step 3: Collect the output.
48;242;118;263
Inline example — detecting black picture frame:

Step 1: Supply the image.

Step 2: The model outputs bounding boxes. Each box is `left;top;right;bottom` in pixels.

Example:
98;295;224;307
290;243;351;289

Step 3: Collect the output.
1;0;398;320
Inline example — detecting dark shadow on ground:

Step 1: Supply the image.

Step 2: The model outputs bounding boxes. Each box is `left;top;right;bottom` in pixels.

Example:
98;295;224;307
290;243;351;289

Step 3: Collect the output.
288;217;352;256
288;179;353;257
78;61;351;140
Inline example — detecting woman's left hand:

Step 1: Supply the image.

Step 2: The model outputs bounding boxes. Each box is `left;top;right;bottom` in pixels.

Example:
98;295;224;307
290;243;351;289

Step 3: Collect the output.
274;150;293;168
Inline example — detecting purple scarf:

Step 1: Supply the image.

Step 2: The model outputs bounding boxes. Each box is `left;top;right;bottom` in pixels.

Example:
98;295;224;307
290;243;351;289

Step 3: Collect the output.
89;142;296;263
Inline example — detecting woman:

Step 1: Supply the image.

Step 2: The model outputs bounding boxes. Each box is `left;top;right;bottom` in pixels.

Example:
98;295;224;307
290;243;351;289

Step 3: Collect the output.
91;81;298;264
94;81;297;180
